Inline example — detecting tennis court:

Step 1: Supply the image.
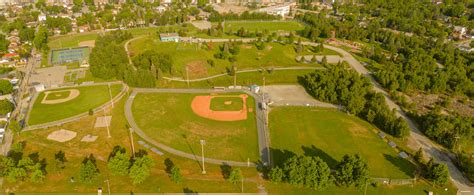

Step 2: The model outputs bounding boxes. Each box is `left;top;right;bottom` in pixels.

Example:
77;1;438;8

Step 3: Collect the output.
50;46;90;65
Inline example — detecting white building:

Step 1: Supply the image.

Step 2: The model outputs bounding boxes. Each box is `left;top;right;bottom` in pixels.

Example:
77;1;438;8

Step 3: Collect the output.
257;3;294;17
38;14;47;22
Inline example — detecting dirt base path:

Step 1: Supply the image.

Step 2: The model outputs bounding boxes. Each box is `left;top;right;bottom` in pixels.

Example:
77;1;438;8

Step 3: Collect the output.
41;89;80;104
191;94;248;121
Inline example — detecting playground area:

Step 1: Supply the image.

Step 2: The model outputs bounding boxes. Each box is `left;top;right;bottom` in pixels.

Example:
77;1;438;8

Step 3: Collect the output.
50;46;90;65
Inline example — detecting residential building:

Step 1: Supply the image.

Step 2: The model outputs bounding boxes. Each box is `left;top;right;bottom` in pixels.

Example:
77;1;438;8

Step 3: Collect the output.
159;33;180;42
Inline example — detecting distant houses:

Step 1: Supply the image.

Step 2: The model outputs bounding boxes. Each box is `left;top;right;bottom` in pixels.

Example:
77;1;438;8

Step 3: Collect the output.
159;33;180;42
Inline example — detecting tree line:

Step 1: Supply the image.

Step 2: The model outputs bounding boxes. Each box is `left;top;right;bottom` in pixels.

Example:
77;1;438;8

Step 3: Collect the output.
209;11;281;22
299;62;410;138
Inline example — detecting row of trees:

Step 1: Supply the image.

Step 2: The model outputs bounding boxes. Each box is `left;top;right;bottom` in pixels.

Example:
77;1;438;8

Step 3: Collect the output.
299;63;410;138
0;142;46;183
209;11;281;22
269;154;370;190
297;12;473;97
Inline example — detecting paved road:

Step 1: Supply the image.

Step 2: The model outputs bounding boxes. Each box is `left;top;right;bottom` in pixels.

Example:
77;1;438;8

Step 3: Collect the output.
124;88;270;167
124;35;146;65
318;43;474;193
126;36;472;192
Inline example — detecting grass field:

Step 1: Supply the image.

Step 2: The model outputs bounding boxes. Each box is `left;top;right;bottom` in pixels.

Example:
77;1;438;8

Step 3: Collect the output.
44;91;71;100
28;84;123;125
132;93;259;162
6;95;261;193
158;69;314;88
269;107;416;179
210;96;244;111
220;20;305;32
129;37;326;79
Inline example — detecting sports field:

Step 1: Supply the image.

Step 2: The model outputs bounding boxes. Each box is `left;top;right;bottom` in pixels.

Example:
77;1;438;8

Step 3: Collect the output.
129;37;328;79
269;107;416;179
44;90;71;100
220;21;305;32
210;96;244;111
50;47;90;65
28;84;123;125
131;93;259;161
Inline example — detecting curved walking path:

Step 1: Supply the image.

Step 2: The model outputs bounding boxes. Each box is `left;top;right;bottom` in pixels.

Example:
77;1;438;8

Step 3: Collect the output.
163;66;323;82
125;88;269;167
126;36;472;192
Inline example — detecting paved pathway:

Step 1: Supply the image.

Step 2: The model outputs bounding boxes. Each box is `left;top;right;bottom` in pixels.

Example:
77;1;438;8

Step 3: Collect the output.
124;88;269;167
163;67;322;82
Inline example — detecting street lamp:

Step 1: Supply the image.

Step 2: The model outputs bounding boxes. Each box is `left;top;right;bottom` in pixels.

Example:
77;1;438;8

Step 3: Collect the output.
200;139;206;174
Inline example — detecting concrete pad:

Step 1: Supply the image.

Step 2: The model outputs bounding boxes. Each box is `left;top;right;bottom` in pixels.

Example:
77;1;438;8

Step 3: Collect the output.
80;134;98;142
94;116;112;128
47;129;77;142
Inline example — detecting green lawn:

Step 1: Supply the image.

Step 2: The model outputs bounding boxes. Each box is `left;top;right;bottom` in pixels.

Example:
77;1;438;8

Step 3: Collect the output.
131;93;259;162
269;107;416;179
44;91;71;100
28;84;123;125
159;69;314;88
210;96;244;111
220;20;305;32
129;37;323;79
8;95;261;193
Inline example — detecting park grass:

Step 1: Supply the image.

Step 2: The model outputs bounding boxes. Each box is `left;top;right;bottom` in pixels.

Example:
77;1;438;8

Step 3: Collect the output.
210;96;244;111
269;107;416;179
131;93;259;162
158;69;314;88
220;20;305;32
44;91;71;100
129;36;322;78
265;180;457;195
28;84;123;125
5;95;261;193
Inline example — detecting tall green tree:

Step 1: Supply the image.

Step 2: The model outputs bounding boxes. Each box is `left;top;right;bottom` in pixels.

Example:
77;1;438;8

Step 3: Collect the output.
335;154;370;187
78;157;99;183
129;155;154;184
107;147;131;176
228;168;242;184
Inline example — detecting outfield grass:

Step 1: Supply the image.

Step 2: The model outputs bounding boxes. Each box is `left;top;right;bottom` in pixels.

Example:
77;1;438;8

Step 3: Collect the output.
266;181;457;195
7;95;261;193
210;96;244;111
44;91;71;100
132;93;259;162
28;84;123;125
220;20;305;32
269;107;416;179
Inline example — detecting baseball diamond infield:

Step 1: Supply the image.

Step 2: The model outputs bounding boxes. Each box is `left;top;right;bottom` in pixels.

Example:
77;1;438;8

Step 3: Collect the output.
191;94;248;121
41;89;80;104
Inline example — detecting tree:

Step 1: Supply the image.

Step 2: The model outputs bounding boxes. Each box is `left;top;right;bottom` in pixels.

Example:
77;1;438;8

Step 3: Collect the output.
425;159;449;185
282;155;333;190
54;151;67;170
129;155;154;184
269;167;284;183
228;168;242;184
414;148;424;163
8;120;21;135
170;166;182;184
0;79;13;95
107;147;131;176
0;99;14;115
335;154;370;187
33;25;48;50
78;157;99;182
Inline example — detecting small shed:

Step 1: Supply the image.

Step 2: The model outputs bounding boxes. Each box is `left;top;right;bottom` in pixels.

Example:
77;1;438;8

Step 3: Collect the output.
378;132;386;139
388;141;397;148
399;152;409;159
250;84;260;93
159;33;180;42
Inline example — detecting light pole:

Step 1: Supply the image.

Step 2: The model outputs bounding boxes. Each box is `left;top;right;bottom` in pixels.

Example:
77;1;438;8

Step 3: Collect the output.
200;139;206;174
129;128;136;158
107;83;114;108
104;178;111;195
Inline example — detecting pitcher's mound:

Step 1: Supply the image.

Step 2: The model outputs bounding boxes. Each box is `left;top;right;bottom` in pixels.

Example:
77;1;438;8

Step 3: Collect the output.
47;129;77;142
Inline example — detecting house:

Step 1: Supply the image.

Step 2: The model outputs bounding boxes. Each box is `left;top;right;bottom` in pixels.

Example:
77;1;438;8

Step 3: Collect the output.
155;5;166;13
38;13;47;22
453;26;467;40
159;33;180;42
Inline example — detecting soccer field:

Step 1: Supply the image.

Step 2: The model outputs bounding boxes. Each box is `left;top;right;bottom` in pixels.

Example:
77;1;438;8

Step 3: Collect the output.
269;107;416;179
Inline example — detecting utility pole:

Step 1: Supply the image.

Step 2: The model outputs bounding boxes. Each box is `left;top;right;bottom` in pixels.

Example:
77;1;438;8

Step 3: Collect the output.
200;139;206;174
241;175;244;193
105;178;111;195
103;107;111;138
233;66;237;88
186;67;189;88
108;83;114;108
129;128;136;158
